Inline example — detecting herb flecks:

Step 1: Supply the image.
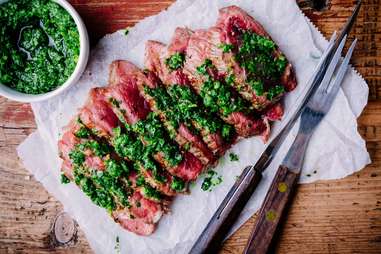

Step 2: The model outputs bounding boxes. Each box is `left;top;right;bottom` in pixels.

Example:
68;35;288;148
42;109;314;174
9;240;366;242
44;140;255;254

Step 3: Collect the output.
267;85;285;100
229;153;239;162
167;84;234;141
74;127;90;139
198;59;248;117
115;236;120;253
132;113;183;167
112;126;168;187
165;52;185;71
235;31;287;99
218;43;234;53
201;170;223;192
60;174;70;184
170;176;186;191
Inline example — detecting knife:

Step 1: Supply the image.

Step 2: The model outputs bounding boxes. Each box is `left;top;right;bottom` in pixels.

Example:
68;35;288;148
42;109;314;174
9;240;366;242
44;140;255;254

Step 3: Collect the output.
243;36;357;254
188;1;361;253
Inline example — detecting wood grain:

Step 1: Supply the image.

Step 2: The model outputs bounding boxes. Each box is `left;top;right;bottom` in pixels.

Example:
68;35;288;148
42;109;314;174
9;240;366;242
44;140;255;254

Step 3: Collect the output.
0;0;380;253
244;166;300;254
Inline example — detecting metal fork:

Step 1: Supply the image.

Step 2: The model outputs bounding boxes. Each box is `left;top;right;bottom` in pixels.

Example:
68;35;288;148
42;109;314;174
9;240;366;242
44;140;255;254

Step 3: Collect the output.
243;37;357;254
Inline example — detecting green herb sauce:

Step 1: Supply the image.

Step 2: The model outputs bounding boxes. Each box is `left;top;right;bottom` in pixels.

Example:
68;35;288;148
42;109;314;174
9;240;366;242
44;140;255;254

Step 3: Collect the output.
60;173;70;184
168;84;234;140
0;0;80;94
197;59;249;117
68;126;135;211
135;175;162;201
218;43;234;53
170;176;186;191
229;153;239;162
74;168;116;212
201;170;223;191
235;31;287;100
165;52;185;71
132;112;183;167
112;126;167;185
145;84;234;141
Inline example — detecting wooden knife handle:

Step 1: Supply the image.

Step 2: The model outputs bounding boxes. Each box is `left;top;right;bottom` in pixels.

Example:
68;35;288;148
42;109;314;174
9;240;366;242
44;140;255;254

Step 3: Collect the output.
189;166;262;254
243;165;300;254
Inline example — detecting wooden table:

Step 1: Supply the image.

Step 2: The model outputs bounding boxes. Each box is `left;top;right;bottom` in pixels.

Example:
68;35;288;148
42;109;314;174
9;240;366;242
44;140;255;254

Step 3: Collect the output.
0;0;380;253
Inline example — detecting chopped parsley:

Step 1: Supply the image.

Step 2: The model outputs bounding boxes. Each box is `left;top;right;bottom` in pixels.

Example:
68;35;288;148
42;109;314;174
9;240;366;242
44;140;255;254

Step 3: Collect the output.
267;85;285;100
218;43;234;53
170;176;186;191
132;113;183;167
225;74;235;85
229;153;239;162
249;80;264;96
196;59;213;76
235;31;288;101
167;84;234;140
141;183;162;201
165;52;185;71
60;174;70;184
105;159;129;178
68;149;85;166
201;170;223;191
74;127;91;139
112;127;168;185
198;59;248;116
75;139;111;158
79;176;116;212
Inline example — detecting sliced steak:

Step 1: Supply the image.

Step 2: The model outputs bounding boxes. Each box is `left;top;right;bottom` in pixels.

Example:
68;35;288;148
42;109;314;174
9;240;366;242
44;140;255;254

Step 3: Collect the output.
113;172;163;236
145;29;234;155
181;28;268;138
79;88;120;137
58;121;164;236
119;56;215;166
107;60;204;181
215;5;297;108
78;87;179;196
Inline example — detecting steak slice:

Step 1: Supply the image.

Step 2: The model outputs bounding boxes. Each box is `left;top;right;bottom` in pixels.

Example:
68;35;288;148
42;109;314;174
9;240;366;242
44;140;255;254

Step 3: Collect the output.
107;60;204;181
121;56;215;166
78;87;180;196
214;5;297;109
58;121;164;236
181;27;268;138
145;29;234;155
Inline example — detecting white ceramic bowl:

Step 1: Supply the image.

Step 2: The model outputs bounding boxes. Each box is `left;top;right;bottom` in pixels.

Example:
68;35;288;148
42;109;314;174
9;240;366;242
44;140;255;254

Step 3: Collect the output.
0;0;89;102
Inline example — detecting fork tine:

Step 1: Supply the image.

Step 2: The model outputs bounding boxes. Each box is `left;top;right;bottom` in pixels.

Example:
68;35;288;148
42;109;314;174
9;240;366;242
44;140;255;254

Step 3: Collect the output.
319;34;348;92
325;39;357;100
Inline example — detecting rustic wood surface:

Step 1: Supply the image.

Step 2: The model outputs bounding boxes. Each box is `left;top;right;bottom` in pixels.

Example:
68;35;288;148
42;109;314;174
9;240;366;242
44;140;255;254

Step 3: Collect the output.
0;0;380;253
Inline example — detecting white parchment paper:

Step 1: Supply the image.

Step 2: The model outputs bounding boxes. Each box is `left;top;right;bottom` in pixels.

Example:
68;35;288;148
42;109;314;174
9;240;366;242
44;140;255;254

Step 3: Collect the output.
17;0;370;253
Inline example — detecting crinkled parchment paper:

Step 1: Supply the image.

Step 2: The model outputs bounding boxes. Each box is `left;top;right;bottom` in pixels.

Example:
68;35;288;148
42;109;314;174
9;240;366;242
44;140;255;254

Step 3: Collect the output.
17;0;370;253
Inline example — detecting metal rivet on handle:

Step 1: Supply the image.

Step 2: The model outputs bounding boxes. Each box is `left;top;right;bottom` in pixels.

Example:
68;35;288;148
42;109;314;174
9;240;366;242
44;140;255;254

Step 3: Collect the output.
278;182;288;193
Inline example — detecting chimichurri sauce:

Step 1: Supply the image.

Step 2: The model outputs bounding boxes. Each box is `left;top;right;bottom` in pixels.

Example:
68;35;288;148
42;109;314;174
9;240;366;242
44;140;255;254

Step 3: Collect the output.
0;0;80;94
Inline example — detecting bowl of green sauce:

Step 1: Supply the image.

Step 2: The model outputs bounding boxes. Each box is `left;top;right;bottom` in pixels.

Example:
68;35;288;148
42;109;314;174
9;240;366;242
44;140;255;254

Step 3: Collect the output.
0;0;89;102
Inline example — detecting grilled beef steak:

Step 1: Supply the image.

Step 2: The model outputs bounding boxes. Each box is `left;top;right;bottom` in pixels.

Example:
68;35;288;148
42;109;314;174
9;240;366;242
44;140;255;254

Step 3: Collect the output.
58;120;165;235
57;5;297;236
145;28;235;155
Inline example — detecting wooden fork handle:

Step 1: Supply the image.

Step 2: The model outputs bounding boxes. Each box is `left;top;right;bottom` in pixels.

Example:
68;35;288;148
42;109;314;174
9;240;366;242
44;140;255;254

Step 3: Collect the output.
243;165;300;254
